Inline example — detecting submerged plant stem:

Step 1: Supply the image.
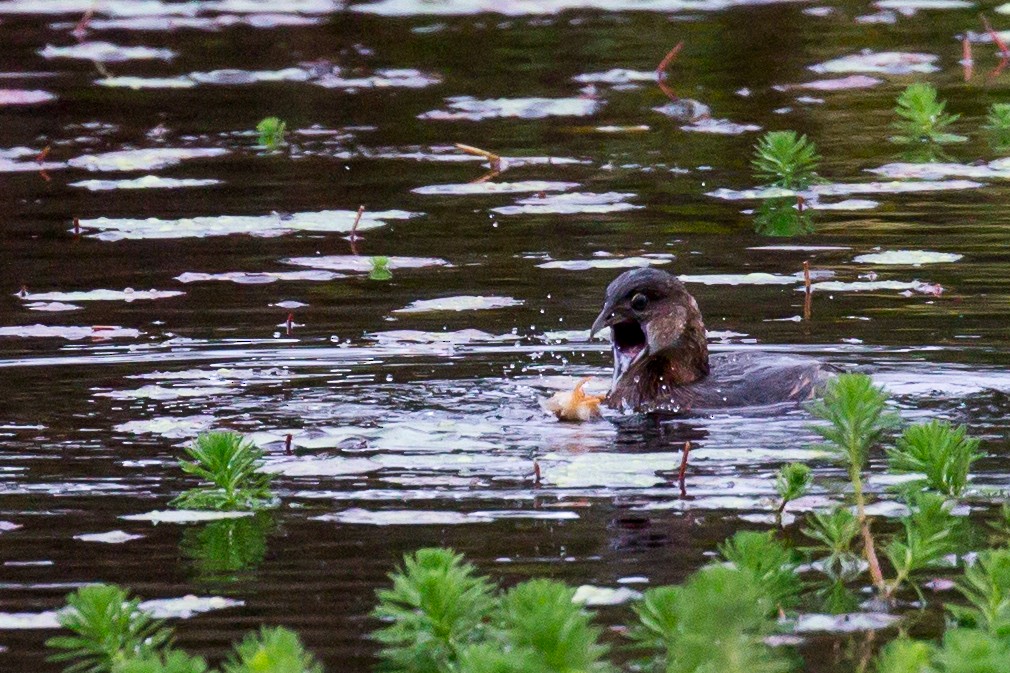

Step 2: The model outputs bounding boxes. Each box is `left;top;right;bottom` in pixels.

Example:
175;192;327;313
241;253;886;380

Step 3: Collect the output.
852;472;885;593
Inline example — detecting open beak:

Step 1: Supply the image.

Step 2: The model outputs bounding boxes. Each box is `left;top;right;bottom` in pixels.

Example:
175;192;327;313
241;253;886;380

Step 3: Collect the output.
590;303;649;388
590;303;618;340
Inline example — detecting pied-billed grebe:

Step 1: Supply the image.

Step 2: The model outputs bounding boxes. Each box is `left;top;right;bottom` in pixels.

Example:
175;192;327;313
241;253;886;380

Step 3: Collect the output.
590;267;833;412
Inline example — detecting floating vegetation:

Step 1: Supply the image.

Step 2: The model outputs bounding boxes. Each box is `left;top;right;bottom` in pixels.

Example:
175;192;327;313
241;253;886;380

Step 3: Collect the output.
985;102;1010;150
256;116;286;149
890;83;965;144
751;131;820;189
170;432;276;512
369;256;393;281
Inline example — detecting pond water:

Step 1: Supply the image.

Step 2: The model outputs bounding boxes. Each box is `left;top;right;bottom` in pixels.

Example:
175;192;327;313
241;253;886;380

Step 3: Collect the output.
2;0;1010;670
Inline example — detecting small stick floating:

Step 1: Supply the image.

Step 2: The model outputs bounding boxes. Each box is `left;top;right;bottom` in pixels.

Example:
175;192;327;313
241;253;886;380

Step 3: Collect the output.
455;143;502;172
544;377;604;422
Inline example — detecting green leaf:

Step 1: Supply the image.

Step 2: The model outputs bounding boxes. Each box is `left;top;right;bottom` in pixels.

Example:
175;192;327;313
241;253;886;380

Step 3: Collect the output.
46;584;173;673
873;638;933;673
718;531;802;610
369;256;393;281
807;373;899;475
628;566;791;673
112;651;208;673
891;83;961;144
372;548;495;673
949;548;1010;637
170;431;275;512
256;117;286;149
775;463;813;506
499;579;611;673
223;626;321;673
884;492;961;591
931;628;1010;673
751;131;821;189
887;420;982;498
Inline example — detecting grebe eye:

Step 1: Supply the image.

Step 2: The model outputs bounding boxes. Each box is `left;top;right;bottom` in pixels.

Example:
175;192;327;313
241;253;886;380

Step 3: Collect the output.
630;293;648;311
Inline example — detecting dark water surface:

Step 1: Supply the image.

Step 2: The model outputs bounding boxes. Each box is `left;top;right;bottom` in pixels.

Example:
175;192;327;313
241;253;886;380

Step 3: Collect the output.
2;0;1010;669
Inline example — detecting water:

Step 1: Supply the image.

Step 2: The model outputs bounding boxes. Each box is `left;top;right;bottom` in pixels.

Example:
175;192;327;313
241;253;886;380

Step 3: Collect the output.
2;0;1010;669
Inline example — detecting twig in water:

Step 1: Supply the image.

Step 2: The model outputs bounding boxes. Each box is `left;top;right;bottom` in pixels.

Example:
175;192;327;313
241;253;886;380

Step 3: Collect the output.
35;146;50;164
455;143;502;173
533;459;542;487
284;434;293;456
285;312;294;336
18;285;27;298
73;217;81;235
981;14;1010;58
656;41;684;102
348;205;364;255
962;36;975;81
678;440;691;497
72;7;94;41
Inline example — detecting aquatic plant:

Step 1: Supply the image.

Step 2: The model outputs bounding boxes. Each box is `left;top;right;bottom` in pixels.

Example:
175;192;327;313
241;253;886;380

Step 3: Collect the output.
372;548;496;673
775;462;812;515
948;548;1010;636
930;628;1010;673
113;651;208;673
630;566;790;673
751;131;820;189
808;373;899;591
256;117;286;149
874;638;934;673
752;197;814;237
499;580;611;673
171;431;275;511
180;513;271;582
890;83;964;144
887;420;981;498
883;492;961;598
46;584;172;673
222;626;322;673
369;256;393;281
985;103;1010;151
985;103;1010;133
717;530;802;609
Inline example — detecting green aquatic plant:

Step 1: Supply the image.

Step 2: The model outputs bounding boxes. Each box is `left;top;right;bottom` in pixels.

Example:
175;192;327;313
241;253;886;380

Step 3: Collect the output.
883;492;961;598
180;513;272;582
874;638;934;673
887;420;981;498
46;584;172;673
930;628;1010;673
751;130;820;189
718;530;802;610
171;431;275;511
499;580;611;673
948;548;1010;637
985;103;1010;151
630;566;790;673
372;548;496;673
256;116;286;148
890;83;964;144
369;256;393;281
775;462;813;515
752;197;815;237
808;373;900;593
113;651;208;673
222;626;322;673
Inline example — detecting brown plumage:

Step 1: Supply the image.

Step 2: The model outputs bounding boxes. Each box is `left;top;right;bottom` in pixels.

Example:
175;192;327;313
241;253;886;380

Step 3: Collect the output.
591;268;833;413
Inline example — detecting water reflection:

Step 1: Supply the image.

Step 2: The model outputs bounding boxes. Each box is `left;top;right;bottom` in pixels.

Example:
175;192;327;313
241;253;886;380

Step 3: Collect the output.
753;197;815;237
180;513;274;584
